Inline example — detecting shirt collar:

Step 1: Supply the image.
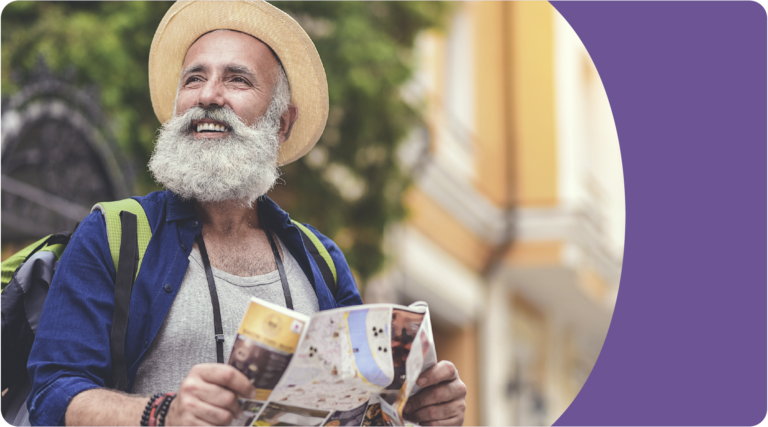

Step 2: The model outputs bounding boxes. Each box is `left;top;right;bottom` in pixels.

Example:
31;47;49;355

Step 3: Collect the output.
165;190;197;222
257;195;292;231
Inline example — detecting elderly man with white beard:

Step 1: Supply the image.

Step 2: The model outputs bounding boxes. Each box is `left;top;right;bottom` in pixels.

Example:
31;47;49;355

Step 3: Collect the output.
25;2;467;427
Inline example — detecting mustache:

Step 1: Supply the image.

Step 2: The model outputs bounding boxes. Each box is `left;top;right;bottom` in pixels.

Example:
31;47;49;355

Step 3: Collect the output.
180;106;247;133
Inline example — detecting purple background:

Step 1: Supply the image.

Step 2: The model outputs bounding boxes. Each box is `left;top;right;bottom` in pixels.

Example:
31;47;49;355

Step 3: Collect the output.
551;2;766;425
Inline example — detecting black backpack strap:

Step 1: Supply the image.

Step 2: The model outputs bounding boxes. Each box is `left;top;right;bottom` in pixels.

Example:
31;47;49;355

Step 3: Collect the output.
23;234;71;262
110;211;138;391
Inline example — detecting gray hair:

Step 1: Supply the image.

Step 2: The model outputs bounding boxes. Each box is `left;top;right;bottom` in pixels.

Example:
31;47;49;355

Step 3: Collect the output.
268;62;291;123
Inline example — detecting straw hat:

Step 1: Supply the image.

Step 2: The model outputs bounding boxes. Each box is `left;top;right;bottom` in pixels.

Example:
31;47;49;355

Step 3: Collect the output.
149;0;328;165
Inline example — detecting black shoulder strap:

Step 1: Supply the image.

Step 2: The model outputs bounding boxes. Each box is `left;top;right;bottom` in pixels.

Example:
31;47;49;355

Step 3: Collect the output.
195;233;226;364
23;233;71;263
110;211;138;391
264;229;293;310
258;208;293;310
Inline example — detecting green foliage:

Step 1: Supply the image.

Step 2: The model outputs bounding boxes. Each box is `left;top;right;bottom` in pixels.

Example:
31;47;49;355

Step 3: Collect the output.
1;1;452;284
271;2;452;283
2;1;174;193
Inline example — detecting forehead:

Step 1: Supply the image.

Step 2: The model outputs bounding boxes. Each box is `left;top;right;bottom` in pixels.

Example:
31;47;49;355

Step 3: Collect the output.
182;30;278;75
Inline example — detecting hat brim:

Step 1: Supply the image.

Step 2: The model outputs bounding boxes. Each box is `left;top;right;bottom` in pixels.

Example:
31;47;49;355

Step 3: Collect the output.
149;0;328;166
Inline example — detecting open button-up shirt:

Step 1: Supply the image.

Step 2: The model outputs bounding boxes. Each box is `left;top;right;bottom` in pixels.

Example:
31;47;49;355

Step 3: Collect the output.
26;191;363;426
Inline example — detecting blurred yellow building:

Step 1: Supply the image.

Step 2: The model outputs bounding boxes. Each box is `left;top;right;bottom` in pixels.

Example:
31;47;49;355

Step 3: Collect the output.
365;3;625;425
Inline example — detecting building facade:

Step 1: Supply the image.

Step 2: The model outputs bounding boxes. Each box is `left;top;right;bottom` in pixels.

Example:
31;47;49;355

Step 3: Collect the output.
365;3;625;425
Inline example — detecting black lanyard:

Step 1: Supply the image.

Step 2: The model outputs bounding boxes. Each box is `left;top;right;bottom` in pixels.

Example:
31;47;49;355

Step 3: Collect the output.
194;217;293;364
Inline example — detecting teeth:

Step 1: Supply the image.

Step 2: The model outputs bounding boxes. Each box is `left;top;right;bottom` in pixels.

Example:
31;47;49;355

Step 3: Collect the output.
195;123;227;132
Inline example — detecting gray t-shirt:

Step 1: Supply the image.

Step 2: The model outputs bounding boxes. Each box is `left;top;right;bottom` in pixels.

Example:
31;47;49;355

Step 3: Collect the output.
132;237;319;394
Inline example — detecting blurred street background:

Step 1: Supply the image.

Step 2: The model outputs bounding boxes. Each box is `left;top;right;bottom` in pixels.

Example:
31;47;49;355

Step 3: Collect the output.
1;2;624;425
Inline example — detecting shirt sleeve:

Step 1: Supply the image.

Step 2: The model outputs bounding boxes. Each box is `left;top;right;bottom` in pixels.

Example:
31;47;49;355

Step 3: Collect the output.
301;223;364;308
27;211;117;426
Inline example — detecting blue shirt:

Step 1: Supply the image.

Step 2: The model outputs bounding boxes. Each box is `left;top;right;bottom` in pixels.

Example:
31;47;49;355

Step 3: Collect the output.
26;191;363;426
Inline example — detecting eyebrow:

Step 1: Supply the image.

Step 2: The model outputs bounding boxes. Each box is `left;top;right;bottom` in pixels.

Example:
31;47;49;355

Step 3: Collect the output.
224;65;258;82
181;64;206;81
181;64;259;82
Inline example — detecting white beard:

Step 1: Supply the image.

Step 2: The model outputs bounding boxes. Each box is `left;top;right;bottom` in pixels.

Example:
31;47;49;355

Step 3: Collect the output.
148;105;281;207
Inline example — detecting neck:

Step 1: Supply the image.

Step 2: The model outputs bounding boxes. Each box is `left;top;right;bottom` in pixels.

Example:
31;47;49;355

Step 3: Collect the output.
193;199;262;235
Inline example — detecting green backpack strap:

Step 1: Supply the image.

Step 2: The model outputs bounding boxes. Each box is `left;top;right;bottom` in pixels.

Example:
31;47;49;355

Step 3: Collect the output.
92;199;152;280
291;220;338;295
1;234;69;291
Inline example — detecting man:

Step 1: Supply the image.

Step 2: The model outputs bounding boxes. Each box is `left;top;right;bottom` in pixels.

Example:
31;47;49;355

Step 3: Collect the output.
26;2;466;426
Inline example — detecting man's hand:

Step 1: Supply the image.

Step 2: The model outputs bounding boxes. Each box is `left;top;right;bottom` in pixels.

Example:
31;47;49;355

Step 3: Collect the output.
403;361;467;426
165;363;256;426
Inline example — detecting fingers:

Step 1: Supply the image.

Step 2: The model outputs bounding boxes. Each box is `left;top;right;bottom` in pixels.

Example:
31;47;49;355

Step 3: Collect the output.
421;414;466;426
404;363;467;427
165;363;255;426
167;393;235;426
404;378;467;413
178;371;241;414
194;364;256;399
416;360;459;388
405;398;466;426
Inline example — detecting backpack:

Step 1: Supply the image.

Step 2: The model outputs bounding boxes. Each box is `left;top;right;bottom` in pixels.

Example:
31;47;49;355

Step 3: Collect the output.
0;198;337;425
1;199;150;425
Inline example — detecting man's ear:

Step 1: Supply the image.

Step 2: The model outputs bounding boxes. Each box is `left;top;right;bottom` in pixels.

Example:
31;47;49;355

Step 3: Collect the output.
278;103;299;144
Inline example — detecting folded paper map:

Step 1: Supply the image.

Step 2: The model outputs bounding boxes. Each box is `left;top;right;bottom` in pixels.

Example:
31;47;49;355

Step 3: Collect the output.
228;298;437;426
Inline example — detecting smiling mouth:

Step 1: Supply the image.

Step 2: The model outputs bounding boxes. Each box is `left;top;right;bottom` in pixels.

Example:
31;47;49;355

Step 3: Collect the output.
192;120;230;134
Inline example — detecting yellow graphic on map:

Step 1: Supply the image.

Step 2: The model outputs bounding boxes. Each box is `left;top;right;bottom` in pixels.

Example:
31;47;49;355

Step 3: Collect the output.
238;301;305;354
253;389;272;401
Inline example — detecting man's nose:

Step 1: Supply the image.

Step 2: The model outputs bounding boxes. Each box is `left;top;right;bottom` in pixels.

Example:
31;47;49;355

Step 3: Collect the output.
197;79;226;108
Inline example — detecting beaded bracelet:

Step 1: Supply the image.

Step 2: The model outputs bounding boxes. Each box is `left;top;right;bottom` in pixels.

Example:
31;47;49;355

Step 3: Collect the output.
140;393;163;427
148;393;169;427
156;393;177;427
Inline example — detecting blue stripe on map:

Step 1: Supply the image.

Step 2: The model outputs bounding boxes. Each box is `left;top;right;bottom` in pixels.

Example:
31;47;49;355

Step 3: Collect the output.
347;310;391;387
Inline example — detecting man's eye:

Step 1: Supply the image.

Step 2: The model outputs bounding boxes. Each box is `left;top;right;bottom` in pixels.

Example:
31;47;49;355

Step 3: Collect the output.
232;77;248;84
186;76;202;84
